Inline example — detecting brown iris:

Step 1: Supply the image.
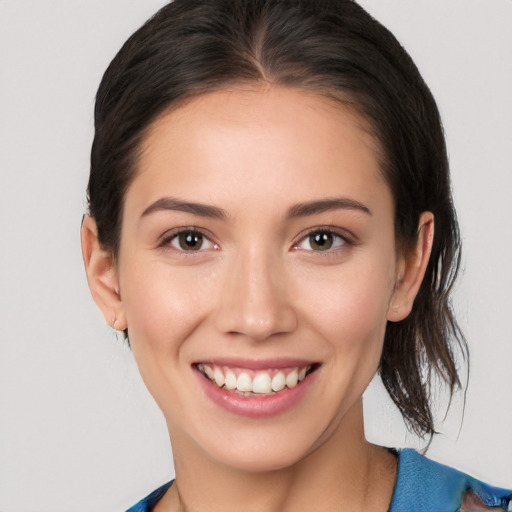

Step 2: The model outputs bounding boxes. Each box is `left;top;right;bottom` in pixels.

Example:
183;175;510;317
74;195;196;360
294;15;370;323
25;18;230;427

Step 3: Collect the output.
308;231;335;251
178;231;204;250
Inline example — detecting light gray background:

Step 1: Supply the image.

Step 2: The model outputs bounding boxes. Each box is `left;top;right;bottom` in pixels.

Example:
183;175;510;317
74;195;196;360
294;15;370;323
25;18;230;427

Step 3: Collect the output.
0;1;510;511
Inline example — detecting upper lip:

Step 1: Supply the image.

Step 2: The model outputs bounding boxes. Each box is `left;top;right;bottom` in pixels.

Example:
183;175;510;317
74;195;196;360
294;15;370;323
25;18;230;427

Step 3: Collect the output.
192;358;318;370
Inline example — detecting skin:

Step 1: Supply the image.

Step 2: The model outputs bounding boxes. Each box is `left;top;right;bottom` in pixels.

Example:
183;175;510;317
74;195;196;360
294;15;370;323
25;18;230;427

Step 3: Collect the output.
82;86;434;511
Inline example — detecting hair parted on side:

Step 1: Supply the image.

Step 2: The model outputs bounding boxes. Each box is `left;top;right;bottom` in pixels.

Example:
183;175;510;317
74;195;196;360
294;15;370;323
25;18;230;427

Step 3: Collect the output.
88;0;467;439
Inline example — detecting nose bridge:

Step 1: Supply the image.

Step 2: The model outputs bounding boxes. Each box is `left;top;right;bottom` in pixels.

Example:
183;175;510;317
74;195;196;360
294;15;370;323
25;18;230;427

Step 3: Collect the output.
215;243;297;340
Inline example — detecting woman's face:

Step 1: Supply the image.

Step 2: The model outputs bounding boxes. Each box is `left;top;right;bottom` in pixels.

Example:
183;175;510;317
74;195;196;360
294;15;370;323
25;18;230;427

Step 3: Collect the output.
110;87;412;471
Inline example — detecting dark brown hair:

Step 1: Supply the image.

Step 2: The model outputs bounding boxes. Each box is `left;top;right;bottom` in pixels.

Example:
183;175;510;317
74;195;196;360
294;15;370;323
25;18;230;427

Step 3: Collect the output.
88;0;466;438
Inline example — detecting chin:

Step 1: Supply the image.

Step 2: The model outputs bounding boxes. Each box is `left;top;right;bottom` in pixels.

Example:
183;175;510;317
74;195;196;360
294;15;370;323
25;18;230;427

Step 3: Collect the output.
210;441;313;473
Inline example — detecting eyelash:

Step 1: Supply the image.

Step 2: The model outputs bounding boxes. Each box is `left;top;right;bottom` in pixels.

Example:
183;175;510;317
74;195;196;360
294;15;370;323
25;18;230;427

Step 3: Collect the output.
158;226;353;255
292;228;353;253
158;227;218;253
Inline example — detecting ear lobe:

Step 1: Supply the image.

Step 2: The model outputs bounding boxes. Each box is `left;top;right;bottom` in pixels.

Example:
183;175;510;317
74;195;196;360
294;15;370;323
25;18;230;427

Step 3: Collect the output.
81;215;127;331
387;212;434;322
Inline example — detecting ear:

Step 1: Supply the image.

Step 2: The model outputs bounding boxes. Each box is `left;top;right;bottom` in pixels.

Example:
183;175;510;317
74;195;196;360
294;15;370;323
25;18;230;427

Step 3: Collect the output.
81;215;127;331
387;212;434;322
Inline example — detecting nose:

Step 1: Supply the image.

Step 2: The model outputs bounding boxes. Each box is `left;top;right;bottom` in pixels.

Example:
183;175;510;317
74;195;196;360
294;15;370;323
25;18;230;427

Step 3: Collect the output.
214;248;298;341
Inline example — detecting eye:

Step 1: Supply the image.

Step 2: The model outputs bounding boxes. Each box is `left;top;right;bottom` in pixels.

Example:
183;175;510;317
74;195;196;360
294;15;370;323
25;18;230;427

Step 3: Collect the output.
166;230;217;251
295;230;348;252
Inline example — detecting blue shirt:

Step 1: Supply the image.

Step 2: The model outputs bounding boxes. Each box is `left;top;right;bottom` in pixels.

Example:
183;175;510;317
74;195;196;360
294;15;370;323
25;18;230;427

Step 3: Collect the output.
126;449;512;511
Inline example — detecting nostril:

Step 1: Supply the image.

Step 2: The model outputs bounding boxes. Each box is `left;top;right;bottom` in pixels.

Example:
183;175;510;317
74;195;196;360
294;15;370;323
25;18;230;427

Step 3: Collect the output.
216;306;298;341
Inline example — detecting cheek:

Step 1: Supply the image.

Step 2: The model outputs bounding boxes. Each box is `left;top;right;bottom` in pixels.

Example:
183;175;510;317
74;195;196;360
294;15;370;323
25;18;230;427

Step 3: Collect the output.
302;256;395;357
119;262;218;354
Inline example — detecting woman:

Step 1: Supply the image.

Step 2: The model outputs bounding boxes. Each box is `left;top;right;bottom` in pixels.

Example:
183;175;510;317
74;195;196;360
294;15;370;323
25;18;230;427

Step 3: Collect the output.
81;1;511;510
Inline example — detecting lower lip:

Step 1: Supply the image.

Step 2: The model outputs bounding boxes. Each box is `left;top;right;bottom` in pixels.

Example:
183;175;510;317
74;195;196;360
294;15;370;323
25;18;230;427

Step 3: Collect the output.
194;367;318;419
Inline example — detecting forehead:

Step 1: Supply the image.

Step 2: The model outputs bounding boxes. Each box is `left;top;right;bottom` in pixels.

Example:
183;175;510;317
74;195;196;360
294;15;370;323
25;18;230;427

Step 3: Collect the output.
127;86;389;216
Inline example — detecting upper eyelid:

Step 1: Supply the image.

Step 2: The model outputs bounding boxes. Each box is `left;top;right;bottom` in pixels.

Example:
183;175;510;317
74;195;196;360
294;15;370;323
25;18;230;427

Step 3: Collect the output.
293;226;354;245
156;225;355;249
158;226;217;247
294;233;346;251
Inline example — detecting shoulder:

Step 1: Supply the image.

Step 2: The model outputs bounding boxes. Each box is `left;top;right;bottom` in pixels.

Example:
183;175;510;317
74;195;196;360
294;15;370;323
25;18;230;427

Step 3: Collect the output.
123;454;511;512
125;481;173;512
390;449;511;512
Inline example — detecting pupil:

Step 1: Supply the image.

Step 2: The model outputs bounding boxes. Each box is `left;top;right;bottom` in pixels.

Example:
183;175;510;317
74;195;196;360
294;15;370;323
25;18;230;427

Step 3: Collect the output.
310;232;333;251
180;232;202;250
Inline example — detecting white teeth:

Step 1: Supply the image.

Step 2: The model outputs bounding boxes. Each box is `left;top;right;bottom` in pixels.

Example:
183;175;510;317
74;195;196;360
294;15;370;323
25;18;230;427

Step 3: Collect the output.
236;372;253;392
285;369;298;388
213;366;225;387
204;365;214;380
224;370;237;390
271;372;286;392
252;373;272;394
199;364;312;394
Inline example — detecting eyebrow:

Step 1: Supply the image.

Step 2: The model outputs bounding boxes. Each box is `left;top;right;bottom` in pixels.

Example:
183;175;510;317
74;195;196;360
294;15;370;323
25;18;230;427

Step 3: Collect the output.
141;196;371;221
141;197;229;220
287;198;372;218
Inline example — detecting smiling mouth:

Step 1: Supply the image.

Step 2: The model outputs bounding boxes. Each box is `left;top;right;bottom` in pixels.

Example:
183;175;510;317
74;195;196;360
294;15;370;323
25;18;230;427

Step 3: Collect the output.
196;363;318;396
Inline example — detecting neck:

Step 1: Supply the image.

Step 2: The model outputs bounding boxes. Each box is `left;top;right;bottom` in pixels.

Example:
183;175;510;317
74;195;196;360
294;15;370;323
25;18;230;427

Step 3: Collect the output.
156;402;397;512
